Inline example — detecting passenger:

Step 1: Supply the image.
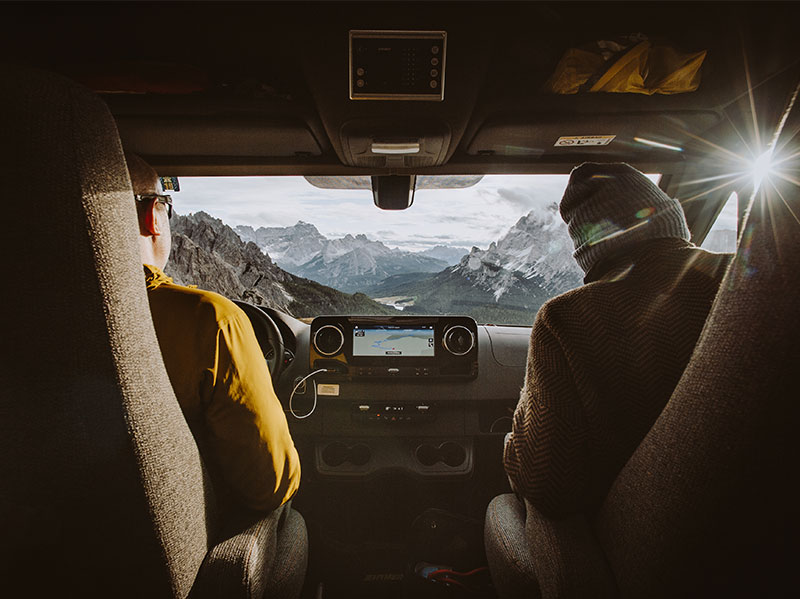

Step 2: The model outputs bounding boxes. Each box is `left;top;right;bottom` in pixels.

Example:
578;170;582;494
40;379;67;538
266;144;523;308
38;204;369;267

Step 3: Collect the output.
504;162;731;518
127;153;301;518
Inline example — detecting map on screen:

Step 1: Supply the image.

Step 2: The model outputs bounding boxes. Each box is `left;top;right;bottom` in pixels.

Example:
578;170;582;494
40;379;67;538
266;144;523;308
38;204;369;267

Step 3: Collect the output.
353;326;435;357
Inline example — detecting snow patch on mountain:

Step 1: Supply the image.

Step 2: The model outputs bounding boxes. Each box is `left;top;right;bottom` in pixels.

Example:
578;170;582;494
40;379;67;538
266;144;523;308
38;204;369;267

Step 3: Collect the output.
452;203;581;301
419;245;469;265
236;221;448;292
235;221;327;268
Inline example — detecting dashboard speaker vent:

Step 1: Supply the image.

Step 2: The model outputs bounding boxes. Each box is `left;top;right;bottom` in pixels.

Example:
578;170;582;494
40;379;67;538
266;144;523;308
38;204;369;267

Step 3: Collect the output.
313;325;345;356
443;325;475;356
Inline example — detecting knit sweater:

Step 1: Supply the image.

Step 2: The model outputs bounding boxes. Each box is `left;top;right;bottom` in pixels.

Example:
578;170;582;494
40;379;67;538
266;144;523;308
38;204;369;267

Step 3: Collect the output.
504;238;731;519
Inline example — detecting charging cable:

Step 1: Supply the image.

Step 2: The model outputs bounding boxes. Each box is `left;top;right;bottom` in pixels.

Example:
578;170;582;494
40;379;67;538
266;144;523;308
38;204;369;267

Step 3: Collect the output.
288;368;328;420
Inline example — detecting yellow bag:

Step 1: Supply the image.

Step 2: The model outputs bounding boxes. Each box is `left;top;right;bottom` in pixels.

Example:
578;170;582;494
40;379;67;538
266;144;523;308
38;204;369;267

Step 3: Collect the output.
545;38;706;95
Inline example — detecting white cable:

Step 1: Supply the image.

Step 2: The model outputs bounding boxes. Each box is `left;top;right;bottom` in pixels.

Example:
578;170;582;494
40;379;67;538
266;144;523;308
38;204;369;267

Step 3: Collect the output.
288;368;328;420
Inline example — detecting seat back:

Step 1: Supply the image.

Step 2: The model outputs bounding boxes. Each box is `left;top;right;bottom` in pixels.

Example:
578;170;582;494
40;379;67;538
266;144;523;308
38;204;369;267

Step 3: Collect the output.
596;175;800;596
0;66;216;597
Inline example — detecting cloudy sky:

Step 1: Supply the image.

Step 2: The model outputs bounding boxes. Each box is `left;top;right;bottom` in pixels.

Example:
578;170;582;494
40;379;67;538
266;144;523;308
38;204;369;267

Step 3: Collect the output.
174;175;573;252
706;191;739;232
172;172;729;253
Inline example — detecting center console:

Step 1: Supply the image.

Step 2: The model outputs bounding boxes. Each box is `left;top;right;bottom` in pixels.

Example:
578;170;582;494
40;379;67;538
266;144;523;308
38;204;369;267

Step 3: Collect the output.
309;315;478;379
304;316;481;479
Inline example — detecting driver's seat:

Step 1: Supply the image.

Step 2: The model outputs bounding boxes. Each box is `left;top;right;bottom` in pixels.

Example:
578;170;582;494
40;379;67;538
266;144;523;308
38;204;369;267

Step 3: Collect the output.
0;65;307;598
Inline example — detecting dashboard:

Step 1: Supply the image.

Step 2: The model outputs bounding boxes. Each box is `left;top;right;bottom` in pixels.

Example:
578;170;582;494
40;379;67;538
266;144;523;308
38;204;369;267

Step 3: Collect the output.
309;315;479;379
248;307;530;480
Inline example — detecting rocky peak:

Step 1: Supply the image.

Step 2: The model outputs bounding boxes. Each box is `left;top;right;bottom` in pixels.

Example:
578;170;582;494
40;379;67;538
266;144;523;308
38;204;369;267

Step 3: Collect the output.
166;212;395;317
451;205;582;299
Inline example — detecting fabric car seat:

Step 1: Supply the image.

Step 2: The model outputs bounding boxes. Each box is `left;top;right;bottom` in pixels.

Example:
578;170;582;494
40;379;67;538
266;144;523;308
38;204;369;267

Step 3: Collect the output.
0;65;307;598
485;171;800;597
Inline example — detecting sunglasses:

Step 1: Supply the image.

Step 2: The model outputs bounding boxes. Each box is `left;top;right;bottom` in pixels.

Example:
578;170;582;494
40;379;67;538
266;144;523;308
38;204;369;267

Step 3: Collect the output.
135;193;173;218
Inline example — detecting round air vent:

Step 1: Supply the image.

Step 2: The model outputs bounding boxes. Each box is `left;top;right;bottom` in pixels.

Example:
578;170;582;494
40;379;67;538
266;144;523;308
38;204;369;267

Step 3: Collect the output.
313;324;345;356
442;325;475;356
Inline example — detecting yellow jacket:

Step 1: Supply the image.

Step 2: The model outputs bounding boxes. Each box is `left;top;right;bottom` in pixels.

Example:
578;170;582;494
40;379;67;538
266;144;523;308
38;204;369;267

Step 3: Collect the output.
144;264;300;512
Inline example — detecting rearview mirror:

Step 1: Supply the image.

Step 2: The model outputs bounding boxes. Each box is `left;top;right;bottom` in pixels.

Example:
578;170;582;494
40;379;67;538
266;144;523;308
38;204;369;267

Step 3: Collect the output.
371;175;416;210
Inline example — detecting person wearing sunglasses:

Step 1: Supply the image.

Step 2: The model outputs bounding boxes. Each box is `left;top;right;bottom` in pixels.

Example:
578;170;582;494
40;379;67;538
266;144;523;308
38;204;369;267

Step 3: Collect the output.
136;191;173;218
127;152;302;525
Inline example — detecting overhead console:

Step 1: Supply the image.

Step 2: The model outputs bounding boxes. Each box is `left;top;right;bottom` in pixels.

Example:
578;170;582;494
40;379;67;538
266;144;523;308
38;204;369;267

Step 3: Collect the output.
310;315;478;379
349;30;446;101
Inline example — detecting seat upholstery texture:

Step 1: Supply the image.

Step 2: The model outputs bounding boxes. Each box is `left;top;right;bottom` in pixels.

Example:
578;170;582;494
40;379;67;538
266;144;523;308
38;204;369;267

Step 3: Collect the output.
195;504;308;599
0;65;307;598
486;177;799;597
486;494;616;599
485;494;542;598
597;178;800;597
0;64;216;597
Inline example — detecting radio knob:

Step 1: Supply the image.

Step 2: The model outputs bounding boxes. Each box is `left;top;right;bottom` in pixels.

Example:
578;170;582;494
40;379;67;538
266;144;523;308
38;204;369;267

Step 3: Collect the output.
314;324;345;356
443;325;475;356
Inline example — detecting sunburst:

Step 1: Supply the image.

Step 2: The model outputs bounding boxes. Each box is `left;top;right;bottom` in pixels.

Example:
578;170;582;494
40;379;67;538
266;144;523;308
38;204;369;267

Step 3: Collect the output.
675;54;799;212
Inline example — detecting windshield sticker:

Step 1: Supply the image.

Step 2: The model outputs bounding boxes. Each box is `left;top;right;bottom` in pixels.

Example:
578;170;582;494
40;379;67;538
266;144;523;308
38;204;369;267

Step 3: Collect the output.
554;135;616;147
160;176;180;191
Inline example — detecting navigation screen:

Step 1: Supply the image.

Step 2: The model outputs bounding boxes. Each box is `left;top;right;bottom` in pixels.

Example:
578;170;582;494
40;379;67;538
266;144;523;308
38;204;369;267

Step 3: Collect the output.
352;325;435;357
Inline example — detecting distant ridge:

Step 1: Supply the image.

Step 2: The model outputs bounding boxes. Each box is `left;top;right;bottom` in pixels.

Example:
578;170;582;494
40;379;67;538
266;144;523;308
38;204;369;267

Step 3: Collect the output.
236;222;455;292
166;212;396;318
366;204;583;325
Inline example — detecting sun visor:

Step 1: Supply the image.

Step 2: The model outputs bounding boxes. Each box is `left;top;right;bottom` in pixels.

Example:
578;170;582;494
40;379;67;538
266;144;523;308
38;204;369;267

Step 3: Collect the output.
117;116;321;157
466;111;720;158
65;61;209;94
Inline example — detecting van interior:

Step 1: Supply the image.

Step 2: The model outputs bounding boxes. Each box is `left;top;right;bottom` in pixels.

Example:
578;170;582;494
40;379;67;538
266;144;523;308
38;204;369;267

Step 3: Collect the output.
1;2;798;598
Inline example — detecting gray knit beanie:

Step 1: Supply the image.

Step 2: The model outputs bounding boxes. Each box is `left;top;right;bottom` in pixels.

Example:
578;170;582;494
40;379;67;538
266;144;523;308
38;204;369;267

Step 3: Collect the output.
559;163;690;274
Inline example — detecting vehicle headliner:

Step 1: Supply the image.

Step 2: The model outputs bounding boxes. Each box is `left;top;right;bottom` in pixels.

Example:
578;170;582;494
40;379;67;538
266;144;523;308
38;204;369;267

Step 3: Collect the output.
2;1;797;177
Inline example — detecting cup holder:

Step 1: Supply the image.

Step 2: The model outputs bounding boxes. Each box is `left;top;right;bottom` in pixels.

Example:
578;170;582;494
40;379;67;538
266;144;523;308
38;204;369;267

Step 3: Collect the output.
414;441;467;468
349;443;371;466
439;442;467;467
415;444;439;466
321;442;372;467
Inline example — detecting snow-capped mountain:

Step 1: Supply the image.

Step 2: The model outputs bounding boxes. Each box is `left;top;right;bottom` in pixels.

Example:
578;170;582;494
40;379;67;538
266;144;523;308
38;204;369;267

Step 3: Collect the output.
235;221;327;268
236;222;449;293
169;208;581;326
453;203;581;301
418;245;470;265
366;204;582;324
298;243;449;293
167;212;396;318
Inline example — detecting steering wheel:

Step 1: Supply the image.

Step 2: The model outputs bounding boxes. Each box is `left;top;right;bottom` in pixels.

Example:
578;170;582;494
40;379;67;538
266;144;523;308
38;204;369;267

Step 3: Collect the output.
233;301;286;381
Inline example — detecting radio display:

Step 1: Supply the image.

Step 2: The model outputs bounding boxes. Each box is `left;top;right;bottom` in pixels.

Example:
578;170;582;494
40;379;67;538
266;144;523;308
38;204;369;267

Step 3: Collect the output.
353;325;435;357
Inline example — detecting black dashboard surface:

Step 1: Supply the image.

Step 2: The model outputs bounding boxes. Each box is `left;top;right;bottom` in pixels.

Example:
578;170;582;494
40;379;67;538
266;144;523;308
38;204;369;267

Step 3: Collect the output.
247;308;530;479
275;314;530;407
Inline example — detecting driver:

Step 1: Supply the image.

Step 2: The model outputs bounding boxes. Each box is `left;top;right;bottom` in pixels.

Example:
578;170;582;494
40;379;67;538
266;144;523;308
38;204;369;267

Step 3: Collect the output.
128;152;301;518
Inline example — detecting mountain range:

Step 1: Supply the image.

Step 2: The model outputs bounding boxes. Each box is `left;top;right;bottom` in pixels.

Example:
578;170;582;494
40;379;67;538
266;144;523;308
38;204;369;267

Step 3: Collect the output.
166;207;735;326
165;212;396;318
364;203;584;324
235;222;468;293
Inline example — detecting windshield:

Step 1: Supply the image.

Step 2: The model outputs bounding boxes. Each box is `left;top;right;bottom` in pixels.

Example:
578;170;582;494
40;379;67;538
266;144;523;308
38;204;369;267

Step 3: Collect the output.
165;174;654;325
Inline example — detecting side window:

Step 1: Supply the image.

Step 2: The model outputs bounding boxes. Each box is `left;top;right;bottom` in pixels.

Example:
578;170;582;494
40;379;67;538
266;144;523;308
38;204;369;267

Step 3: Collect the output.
701;191;738;253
